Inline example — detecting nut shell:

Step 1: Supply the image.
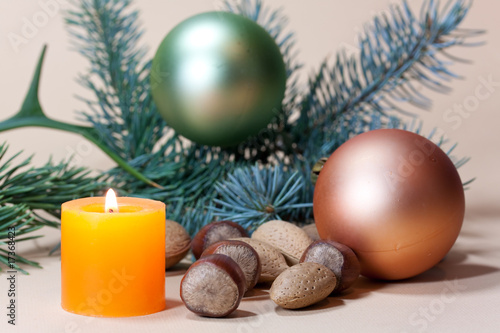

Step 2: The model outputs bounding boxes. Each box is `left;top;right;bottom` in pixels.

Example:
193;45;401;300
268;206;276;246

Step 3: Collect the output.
191;221;248;259
270;262;336;309
180;254;246;317
302;223;321;241
201;240;261;292
300;240;360;293
231;237;288;283
252;220;313;265
165;220;191;269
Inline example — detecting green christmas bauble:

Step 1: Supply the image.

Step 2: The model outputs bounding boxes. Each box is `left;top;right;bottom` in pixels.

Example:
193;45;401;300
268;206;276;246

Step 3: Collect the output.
151;11;287;147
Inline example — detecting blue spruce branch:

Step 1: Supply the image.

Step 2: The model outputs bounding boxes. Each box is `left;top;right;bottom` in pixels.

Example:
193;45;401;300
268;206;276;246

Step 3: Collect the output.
0;143;105;273
61;0;480;234
295;0;482;162
224;0;303;161
0;0;482;273
212;165;312;231
66;0;168;160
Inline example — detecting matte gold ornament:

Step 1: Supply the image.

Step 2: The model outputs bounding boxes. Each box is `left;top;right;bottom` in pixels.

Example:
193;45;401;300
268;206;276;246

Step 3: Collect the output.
151;11;287;147
313;129;465;280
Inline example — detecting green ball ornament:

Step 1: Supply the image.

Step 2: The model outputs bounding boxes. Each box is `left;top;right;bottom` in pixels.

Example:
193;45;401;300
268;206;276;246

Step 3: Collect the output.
151;11;287;147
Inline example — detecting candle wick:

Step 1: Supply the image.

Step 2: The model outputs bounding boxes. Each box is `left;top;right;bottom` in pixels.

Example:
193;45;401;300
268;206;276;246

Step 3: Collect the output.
108;208;115;213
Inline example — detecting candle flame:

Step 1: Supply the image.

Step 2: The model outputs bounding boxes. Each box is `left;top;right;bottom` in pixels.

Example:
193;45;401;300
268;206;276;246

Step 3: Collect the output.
105;189;119;213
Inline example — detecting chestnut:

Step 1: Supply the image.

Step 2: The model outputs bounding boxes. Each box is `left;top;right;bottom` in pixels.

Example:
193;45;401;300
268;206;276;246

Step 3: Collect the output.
201;240;261;292
191;221;248;259
180;254;246;317
300;240;360;293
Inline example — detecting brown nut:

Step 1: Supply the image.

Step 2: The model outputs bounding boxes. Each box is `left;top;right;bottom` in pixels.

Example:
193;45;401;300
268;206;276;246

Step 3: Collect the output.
300;240;360;293
165;220;191;269
302;223;321;241
180;254;246;317
231;237;288;283
252;220;313;265
270;262;336;309
191;221;248;259
201;240;261;292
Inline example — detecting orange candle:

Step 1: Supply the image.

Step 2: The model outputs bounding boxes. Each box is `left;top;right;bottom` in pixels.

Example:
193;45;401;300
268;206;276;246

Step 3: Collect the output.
61;190;166;317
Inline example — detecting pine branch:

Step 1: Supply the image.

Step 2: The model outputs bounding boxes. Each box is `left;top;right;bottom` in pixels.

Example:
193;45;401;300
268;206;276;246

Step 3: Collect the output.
294;0;482;163
0;44;161;188
0;143;106;273
60;0;480;235
212;165;312;231
223;0;303;161
65;0;241;232
65;0;169;160
66;0;186;191
223;0;302;109
172;196;216;236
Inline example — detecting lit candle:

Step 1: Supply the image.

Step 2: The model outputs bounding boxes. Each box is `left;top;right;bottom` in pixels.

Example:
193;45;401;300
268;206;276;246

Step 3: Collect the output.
61;189;166;317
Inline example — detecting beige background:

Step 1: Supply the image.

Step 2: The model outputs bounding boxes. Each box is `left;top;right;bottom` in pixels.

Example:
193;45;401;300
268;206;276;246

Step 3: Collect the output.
0;0;499;212
0;1;500;332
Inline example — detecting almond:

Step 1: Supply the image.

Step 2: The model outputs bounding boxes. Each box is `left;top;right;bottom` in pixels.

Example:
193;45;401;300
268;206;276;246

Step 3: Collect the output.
231;237;288;283
302;223;321;241
270;262;336;309
252;220;313;265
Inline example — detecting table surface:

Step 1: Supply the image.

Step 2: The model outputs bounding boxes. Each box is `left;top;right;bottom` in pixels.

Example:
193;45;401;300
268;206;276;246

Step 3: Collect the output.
1;210;500;333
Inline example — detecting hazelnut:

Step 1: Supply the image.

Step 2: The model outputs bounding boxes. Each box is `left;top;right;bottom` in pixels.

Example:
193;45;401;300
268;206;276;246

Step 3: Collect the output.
201;240;261;292
165;220;191;269
191;221;248;259
180;254;246;317
300;240;360;293
231;237;289;283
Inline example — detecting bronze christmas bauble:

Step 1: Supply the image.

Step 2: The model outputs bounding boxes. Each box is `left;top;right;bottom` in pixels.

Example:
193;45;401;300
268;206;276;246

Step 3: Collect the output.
151;11;287;147
313;129;465;280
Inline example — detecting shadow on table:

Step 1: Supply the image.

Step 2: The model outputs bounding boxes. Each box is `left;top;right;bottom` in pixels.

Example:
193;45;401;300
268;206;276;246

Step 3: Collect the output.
243;287;269;301
271;276;383;316
327;247;500;297
165;298;184;310
364;249;500;295
338;275;386;300
274;297;345;317
165;261;191;277
464;205;500;220
185;308;258;321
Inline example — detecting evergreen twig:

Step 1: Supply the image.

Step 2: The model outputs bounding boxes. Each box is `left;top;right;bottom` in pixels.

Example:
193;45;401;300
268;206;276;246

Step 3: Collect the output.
212;165;312;231
0;0;482;250
294;0;482;163
66;0;165;160
63;0;482;233
0;143;105;273
223;0;303;160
